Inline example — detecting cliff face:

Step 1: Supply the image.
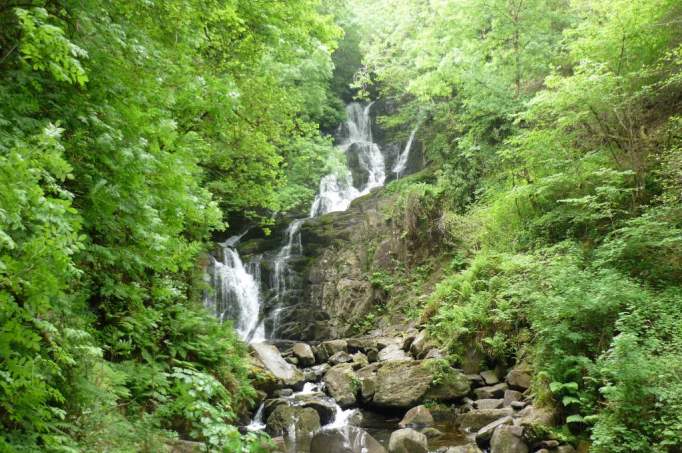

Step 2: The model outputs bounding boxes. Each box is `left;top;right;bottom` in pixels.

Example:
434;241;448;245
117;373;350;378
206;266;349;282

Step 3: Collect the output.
236;187;415;341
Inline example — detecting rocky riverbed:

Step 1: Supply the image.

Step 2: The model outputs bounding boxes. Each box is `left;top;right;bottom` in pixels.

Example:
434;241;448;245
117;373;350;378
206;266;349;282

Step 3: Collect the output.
247;329;577;453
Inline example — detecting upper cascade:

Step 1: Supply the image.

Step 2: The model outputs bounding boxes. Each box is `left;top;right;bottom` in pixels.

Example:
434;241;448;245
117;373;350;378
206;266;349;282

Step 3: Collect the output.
310;102;386;217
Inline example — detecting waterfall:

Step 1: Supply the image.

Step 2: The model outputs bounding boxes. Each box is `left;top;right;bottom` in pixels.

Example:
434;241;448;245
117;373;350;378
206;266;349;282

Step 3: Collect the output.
310;102;386;217
269;219;304;335
205;236;265;343
392;124;419;177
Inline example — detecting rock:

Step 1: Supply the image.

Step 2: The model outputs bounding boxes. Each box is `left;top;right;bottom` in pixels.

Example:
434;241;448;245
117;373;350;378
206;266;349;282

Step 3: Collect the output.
367;348;380;362
399;405;434;428
295;395;337;425
262;398;289;419
347;338;378;353
314;344;329;363
409;331;434;359
506;369;532;391
293;343;316;367
379;343;411;361
424;348;444;359
308;363;331;381
461;348;484;374
466;374;485;387
474;383;508;399
329;351;353;365
265;405;320;438
357;363;381;403
480;370;500;385
490;425;528;453
376;337;402;349
516;405;556;428
285;355;298;365
511;401;528;410
475;399;503;410
503;390;523;407
274;388;293;397
388;428;428;453
444;445;483;453
402;334;417;351
352;352;369;367
322;339;348;356
372;360;432;408
426;373;471;402
555;446;577;453
475;416;513;446
323;363;358;407
458;408;514;432
251;343;304;388
270;437;286;453
421;427;444;439
536;440;560;449
310;426;386;453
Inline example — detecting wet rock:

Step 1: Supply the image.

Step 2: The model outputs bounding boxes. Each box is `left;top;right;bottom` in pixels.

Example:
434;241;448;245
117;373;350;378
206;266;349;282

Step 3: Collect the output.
329;351;353;365
473;383;508;399
323;363;358;408
388;428;428;453
480;370;500;385
421;427;444;440
293;343;316;367
490;425;528;453
310;363;331;380
475;416;513;446
310;426;386;453
379;343;411;361
295;395;337;425
503;390;523;407
262;398;289;419
251;343;304;388
506;369;532;391
265;405;320;438
458;408;514;432
274;389;293;398
356;363;381;403
399;405;434;428
475;399;503;410
270;436;286;453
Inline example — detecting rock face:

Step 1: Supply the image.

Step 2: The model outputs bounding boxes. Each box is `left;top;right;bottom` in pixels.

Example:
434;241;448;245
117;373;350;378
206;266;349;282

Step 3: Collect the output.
323;363;358;407
251;343;304;388
310;426;387;453
388;428;428;453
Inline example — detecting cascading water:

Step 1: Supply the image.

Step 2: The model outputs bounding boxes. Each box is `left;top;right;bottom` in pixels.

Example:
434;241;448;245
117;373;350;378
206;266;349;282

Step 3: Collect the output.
205;236;265;342
392;124;419;177
269;219;304;334
310;102;386;217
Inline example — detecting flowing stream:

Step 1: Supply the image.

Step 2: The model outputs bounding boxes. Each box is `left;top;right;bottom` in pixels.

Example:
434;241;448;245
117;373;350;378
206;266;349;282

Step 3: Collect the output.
392;124;419;177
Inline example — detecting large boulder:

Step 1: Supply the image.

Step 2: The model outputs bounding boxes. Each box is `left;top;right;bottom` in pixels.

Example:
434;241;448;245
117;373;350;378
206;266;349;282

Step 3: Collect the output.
457;408;514;432
516;405;556;428
399;405;434;428
475;399;503;410
323;363;358;407
388;428;428;453
329;351;353;365
490;425;528;453
322;339;348;356
295;394;337;425
356;363;382;403
475;416;513;446
480;370;500;385
251;343;304;388
310;426;386;453
293;343;316;367
265;405;320;438
425;369;471;402
474;383;508;399
506;368;532;391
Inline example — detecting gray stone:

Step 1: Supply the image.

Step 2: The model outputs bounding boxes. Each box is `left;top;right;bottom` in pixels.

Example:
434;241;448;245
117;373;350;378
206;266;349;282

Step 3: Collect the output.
357;363;381;403
367;348;380;362
399;405;434;428
310;426;386;453
379;343;411;361
424;348;444;359
310;363;331;380
329;351;353;365
480;370;500;385
293;342;316;367
474;383;508;399
402;334;417;351
275;388;293;397
516;405;556;428
511;401;528;410
475;416;513;446
409;331;434;359
466;374;485;387
352;352;369;367
506;369;532;391
458;408;514;432
388;428;428;453
421;427;444;439
503;390;523;407
251;343;304;388
444;445;483;453
323;363;358;408
347;338;378;353
490;425;528;453
262;398;289;419
475;399;503;410
322;339;348;356
372;360;432;408
295;395;337;425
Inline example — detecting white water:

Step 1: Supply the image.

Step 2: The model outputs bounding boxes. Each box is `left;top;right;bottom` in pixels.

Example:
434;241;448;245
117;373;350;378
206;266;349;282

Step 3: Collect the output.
392;124;419;177
205;237;264;343
310;102;386;217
